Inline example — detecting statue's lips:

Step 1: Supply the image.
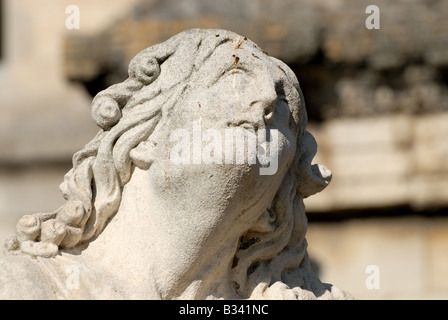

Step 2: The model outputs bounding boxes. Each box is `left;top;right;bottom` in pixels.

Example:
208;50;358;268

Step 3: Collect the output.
227;121;260;130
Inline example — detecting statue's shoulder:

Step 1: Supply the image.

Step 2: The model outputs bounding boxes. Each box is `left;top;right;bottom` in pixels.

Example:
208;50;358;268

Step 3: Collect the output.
0;253;130;299
0;255;57;299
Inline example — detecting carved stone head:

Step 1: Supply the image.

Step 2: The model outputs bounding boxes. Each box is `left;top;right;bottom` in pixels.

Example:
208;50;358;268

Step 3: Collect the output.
3;29;350;299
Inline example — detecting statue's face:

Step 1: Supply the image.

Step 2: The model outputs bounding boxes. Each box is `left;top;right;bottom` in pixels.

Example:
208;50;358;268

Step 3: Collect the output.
128;39;302;294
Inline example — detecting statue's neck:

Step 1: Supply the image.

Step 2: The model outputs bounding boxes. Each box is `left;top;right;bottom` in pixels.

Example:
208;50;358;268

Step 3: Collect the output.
77;169;240;299
79;215;239;299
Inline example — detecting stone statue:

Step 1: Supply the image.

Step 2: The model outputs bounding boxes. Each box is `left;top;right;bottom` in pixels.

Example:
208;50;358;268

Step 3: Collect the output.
0;29;351;299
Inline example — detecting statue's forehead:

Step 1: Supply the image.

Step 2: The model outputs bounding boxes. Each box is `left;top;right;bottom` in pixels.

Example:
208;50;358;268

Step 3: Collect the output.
208;38;274;69
194;38;295;90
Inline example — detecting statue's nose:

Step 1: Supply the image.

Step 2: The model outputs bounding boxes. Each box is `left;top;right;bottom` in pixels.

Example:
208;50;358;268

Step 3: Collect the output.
247;81;278;127
228;72;278;129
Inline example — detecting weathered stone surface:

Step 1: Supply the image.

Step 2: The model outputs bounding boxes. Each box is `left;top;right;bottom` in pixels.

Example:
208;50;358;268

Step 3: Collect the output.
0;29;351;300
2;0;446;301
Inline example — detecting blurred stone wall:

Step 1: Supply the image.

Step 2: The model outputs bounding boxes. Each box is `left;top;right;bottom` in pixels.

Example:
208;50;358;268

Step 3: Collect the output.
306;113;448;211
1;0;447;299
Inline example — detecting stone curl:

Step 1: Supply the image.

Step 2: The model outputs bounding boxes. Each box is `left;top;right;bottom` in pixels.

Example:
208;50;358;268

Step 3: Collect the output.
3;30;178;258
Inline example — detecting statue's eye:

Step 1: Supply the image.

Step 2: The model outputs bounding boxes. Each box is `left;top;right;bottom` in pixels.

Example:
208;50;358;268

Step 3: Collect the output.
228;68;245;76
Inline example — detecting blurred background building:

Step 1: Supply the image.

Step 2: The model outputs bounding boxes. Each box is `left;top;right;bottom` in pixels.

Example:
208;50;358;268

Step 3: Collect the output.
1;0;447;299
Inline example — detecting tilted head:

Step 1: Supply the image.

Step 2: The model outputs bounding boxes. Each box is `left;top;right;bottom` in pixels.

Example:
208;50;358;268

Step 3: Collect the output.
4;29;341;299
